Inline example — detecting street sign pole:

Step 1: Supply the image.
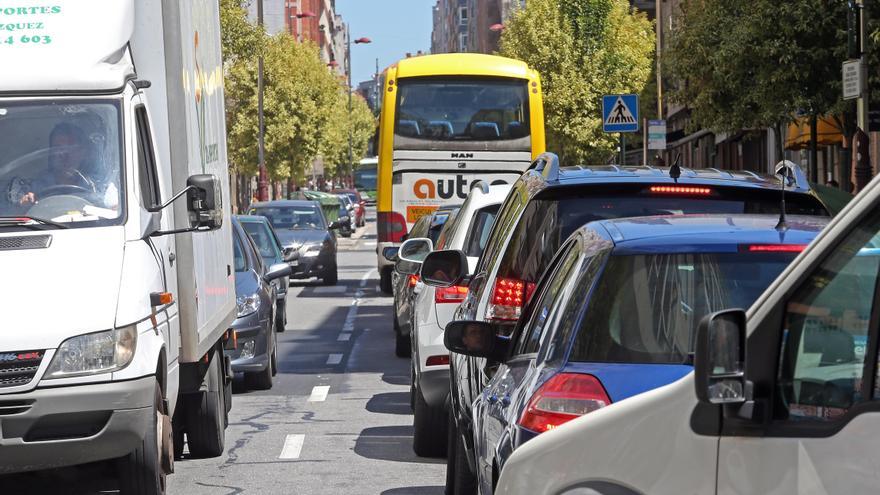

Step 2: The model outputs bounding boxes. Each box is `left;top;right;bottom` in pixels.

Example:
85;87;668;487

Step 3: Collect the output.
620;133;626;166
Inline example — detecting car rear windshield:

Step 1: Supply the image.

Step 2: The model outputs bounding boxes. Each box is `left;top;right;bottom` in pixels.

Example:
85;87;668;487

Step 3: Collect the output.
242;222;281;259
464;204;500;257
568;252;798;364
494;187;826;285
251;206;326;230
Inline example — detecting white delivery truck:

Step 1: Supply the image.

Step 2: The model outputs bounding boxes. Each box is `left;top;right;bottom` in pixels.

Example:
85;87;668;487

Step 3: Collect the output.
0;1;236;492
496;174;880;495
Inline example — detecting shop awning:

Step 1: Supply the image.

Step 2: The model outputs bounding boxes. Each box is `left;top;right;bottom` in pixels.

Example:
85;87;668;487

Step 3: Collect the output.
785;116;844;150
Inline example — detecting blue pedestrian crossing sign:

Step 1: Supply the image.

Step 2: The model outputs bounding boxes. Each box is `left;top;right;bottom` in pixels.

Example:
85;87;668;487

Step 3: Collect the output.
602;94;639;133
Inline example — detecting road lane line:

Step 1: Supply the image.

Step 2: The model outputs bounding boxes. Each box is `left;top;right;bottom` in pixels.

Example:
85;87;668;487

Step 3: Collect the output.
279;434;305;459
308;385;330;402
326;353;343;365
360;269;376;288
337;333;351;342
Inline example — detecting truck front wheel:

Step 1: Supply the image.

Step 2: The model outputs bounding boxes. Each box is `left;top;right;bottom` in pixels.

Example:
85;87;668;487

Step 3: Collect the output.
184;348;226;458
117;383;168;495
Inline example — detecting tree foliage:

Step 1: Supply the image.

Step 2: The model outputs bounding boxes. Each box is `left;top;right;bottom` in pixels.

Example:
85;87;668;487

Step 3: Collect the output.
220;0;377;182
499;0;654;165
665;0;880;146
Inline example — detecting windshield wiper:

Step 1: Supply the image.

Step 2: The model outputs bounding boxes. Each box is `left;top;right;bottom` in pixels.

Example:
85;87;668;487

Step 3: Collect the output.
0;216;69;230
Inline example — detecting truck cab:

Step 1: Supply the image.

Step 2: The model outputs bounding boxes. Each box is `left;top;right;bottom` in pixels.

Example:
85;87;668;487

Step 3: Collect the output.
0;1;236;492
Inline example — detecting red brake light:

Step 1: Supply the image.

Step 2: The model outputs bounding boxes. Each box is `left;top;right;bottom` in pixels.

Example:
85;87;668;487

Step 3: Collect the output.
426;355;450;366
378;211;408;243
436;285;468;303
487;278;537;321
518;373;611;434
408;274;420;287
742;244;807;253
649;185;712;195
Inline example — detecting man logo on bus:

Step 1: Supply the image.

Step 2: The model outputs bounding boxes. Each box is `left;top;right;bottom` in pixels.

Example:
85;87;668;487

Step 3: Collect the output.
413;176;508;200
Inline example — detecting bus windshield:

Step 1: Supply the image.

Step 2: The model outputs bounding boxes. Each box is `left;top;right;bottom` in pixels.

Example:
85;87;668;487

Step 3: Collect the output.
354;164;377;191
395;77;530;142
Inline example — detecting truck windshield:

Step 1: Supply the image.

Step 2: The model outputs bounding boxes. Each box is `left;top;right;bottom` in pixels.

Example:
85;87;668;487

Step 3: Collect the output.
0;100;124;227
569;252;798;365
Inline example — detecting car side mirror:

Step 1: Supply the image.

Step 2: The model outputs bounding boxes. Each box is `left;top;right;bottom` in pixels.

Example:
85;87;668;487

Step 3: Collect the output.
397;238;433;275
382;246;400;262
695;309;749;406
186;174;222;231
265;263;292;282
421;249;468;288
444;320;508;360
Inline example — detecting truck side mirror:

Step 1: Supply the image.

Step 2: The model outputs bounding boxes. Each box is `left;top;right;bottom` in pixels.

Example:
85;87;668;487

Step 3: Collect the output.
695;309;749;405
421;249;467;288
444;320;507;360
187;174;222;231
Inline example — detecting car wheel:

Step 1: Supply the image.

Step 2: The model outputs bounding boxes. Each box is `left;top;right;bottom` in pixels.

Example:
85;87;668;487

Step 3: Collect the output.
322;261;338;286
380;267;393;294
410;365;416;412
448;414;478;495
413;384;448;457
271;332;278;377
116;383;167;495
275;300;286;333
395;330;411;358
245;332;274;390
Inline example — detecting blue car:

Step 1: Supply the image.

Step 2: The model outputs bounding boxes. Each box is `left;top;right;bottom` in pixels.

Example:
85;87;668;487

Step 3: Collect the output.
446;214;829;495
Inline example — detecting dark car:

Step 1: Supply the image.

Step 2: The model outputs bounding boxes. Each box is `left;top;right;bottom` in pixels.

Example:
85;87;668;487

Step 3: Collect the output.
337;204;353;238
226;216;291;391
249;200;341;285
454;214;828;495
332;188;366;227
392;206;457;357
421;152;832;492
239;215;290;333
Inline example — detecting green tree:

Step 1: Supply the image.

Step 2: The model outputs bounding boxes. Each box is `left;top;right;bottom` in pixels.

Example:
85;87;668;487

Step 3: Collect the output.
499;0;654;164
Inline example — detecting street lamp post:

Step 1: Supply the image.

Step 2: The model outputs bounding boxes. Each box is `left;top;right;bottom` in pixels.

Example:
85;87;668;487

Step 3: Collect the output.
347;30;371;189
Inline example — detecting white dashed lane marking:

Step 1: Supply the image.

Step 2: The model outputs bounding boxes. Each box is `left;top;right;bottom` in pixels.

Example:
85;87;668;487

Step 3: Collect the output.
326;353;343;365
308;385;330;402
337;333;351;342
279;434;305;459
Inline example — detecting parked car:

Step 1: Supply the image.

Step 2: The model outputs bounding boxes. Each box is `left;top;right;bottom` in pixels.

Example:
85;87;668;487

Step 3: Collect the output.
337;194;358;230
238;215;290;333
227;217;291;391
422;153;833;493
396;182;511;457
392;206;457;357
333;188;366;227
442;213;827;495
337;204;354;238
249;200;341;285
494;173;880;495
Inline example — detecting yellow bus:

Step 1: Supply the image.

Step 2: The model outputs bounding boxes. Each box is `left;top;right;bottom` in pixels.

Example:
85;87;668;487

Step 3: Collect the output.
376;53;545;292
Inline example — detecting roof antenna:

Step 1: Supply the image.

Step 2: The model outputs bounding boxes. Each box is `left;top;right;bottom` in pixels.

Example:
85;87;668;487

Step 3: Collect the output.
669;153;682;183
774;161;792;232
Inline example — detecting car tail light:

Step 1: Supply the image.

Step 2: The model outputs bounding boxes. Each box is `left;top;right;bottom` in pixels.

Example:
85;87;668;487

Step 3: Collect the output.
426;355;450;366
435;285;468;304
518;373;611;434
408;274;420;287
487;277;537;321
741;244;807;253
378;211;408;243
649;185;712;195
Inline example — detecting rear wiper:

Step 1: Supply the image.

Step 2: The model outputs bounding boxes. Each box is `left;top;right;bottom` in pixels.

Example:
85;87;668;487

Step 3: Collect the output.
0;216;69;229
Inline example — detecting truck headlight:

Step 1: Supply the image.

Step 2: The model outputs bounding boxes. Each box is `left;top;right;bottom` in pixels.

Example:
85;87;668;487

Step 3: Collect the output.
45;326;138;378
237;293;261;317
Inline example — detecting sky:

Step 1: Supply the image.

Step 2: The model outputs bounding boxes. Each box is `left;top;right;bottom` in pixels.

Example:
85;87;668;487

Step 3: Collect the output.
335;0;435;85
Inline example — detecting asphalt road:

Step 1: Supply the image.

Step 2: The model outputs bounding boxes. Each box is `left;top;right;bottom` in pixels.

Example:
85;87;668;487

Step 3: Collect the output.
0;212;446;495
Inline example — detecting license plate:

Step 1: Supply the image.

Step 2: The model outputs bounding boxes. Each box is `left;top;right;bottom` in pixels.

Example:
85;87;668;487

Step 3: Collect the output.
406;205;438;223
290;260;299;267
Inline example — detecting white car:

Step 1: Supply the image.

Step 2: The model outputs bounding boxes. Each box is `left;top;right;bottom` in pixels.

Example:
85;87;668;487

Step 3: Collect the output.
406;182;512;457
495;173;880;494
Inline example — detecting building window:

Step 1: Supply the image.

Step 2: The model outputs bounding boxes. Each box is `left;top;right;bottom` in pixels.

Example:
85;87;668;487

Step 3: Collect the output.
459;7;468;25
459;33;468;52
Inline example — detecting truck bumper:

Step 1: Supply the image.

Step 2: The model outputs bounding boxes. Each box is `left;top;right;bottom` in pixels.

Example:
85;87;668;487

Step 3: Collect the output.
0;375;155;474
